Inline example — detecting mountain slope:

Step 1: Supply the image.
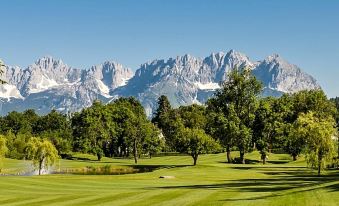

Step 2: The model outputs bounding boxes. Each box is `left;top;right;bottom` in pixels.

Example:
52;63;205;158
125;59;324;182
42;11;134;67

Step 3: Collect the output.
252;54;320;95
0;57;133;114
0;51;320;116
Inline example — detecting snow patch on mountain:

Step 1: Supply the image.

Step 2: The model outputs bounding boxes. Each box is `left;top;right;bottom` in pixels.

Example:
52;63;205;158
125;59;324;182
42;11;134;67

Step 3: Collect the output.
29;76;59;93
194;82;220;90
0;84;23;99
96;79;111;98
120;77;131;86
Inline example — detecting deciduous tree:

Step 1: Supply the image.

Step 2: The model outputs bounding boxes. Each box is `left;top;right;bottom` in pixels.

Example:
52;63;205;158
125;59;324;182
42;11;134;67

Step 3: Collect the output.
207;68;262;164
177;128;220;165
25;137;59;175
142;122;164;158
0;136;8;173
292;112;336;176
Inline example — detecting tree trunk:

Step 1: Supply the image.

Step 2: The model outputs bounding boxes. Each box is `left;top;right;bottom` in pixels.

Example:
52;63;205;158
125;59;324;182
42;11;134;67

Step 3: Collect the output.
193;154;198;166
39;159;43;175
226;146;232;163
318;165;321;176
292;154;297;161
97;153;102;161
149;153;152;159
318;155;322;176
240;150;245;164
133;139;138;164
262;154;266;165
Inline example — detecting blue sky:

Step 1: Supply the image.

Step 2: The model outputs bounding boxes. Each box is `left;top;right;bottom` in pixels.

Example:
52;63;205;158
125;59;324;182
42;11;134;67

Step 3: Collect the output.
0;0;338;97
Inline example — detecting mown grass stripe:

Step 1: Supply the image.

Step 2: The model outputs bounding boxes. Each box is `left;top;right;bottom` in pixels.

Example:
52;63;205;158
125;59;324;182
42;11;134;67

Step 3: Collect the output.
0;152;338;206
69;192;139;206
13;195;86;206
153;189;216;206
29;194;99;206
0;177;134;195
1;195;61;206
0;196;39;205
99;189;166;206
127;189;187;206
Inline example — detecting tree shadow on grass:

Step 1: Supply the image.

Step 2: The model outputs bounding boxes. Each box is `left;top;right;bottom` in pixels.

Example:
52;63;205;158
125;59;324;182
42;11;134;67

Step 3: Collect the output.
147;166;339;201
217;159;260;165
230;166;306;170
127;164;190;173
323;182;339;192
266;160;290;164
67;156;91;161
217;159;289;165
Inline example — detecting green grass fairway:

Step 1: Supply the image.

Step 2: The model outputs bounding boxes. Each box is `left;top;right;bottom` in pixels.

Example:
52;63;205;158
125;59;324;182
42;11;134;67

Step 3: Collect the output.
0;152;338;206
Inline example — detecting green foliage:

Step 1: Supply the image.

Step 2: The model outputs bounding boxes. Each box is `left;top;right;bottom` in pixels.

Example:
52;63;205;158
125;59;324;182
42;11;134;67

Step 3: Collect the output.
1;111;35;135
291;90;336;120
109;97;151;163
155;109;184;152
71;97;162;164
177;104;207;129
256;139;268;164
331;97;339;159
152;95;172;128
292;112;336;175
282;90;336;160
253;97;292;161
0;135;8;172
5;132;30;159
72;100;116;160
0;109;72;159
142;122;164;158
37;110;72;156
284;124;305;161
254;98;281;148
0;80;337;172
207;68;263;164
25;137;59;175
206;111;235;162
331;97;339;124
177;128;221;165
152;95;180;151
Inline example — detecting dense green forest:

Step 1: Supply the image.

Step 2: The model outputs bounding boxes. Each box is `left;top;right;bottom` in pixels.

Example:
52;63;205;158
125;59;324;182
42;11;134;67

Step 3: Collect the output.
0;69;338;175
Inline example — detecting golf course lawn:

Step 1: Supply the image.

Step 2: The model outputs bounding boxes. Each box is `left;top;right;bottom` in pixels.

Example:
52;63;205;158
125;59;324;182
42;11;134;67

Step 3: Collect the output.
0;152;338;206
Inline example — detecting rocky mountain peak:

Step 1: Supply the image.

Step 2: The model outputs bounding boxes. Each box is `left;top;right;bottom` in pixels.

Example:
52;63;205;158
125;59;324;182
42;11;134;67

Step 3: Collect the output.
33;56;65;70
266;53;280;61
87;61;133;89
253;54;320;94
0;51;322;117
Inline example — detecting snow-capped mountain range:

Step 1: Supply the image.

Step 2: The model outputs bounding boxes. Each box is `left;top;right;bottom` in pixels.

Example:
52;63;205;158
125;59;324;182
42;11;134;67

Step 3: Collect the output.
0;50;320;116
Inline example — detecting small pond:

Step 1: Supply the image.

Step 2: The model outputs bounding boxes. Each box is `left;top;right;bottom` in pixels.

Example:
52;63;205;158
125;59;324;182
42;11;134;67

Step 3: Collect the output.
52;165;155;175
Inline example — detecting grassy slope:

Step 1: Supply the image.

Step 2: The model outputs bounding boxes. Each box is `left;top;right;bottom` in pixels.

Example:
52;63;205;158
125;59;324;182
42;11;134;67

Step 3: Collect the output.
0;152;338;206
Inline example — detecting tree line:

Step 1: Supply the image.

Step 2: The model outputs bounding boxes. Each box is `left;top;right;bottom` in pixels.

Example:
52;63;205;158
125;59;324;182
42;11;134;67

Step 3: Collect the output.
152;69;338;175
0;68;338;175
